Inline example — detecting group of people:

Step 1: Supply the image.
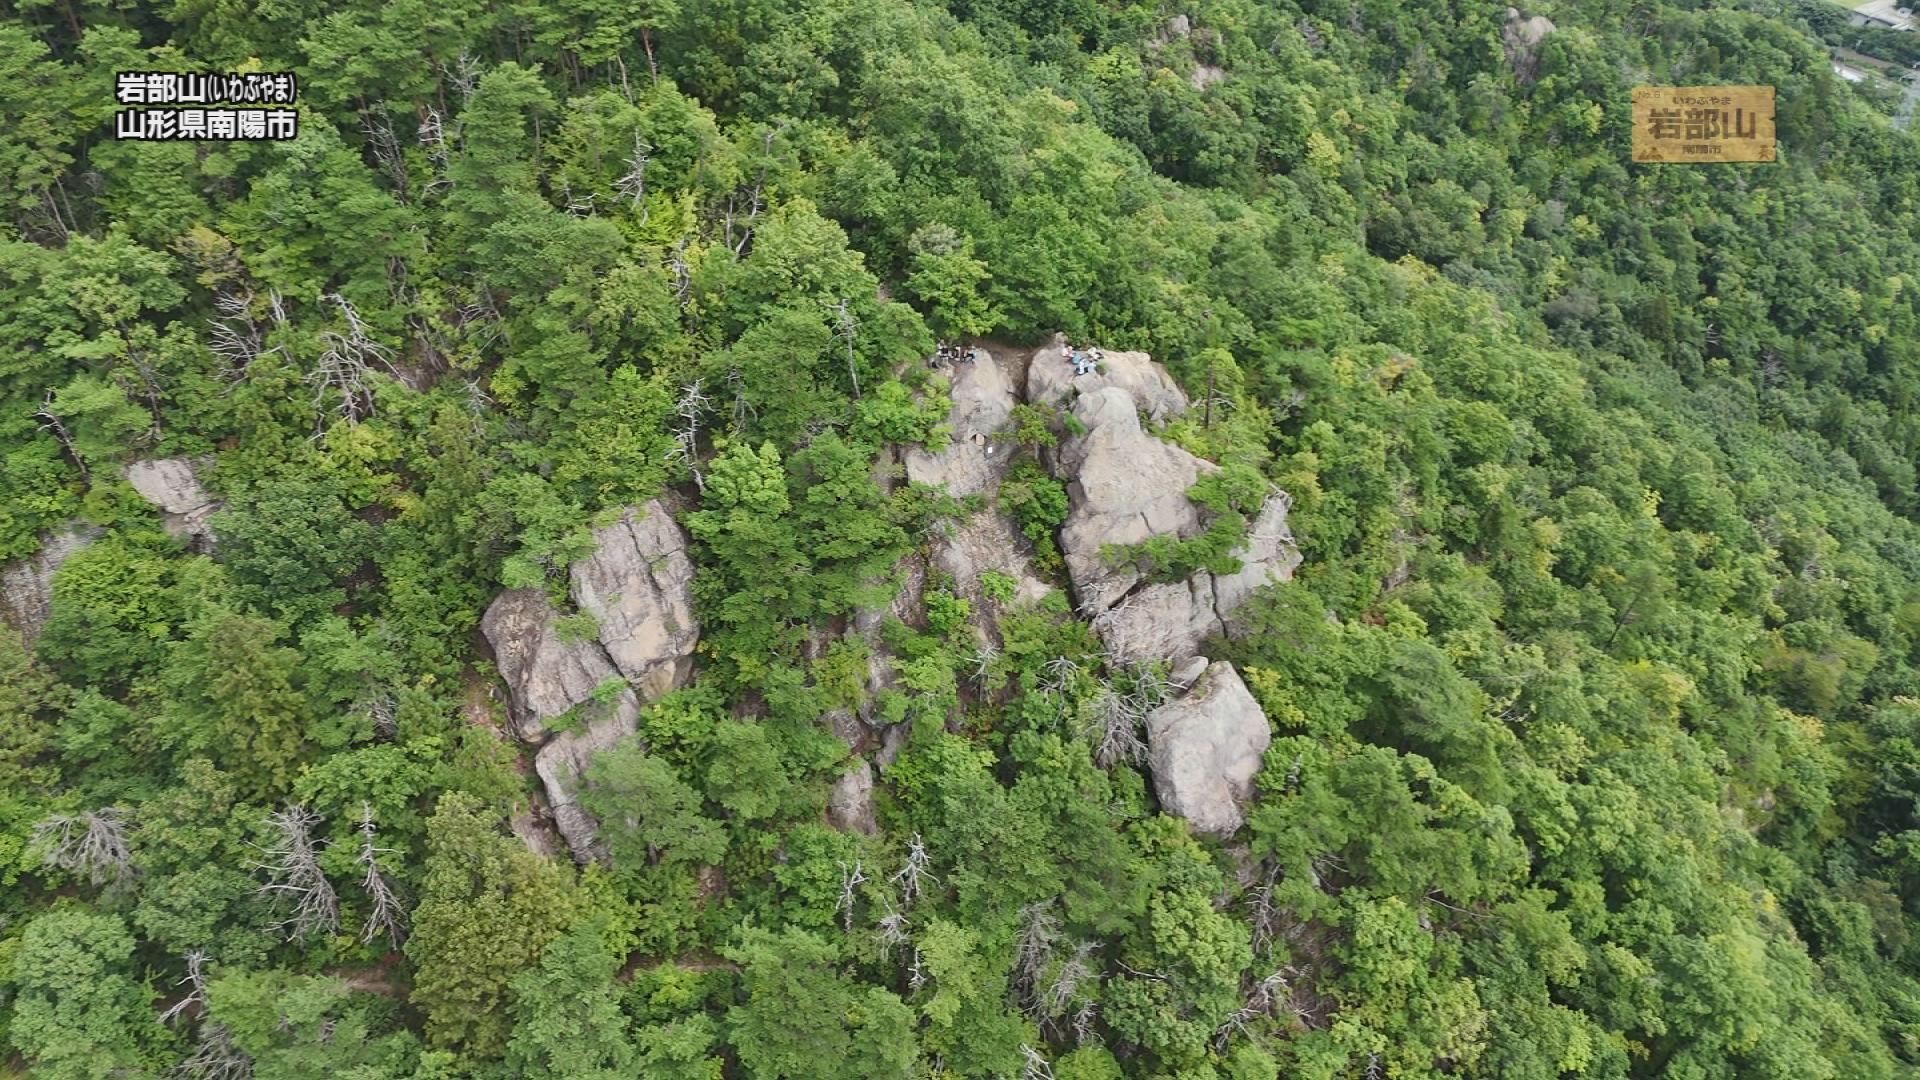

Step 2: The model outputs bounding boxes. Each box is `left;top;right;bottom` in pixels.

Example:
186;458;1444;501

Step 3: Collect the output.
1066;342;1104;376
929;341;978;369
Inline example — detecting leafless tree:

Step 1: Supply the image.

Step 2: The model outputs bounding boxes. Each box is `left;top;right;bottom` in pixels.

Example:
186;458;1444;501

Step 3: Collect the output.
163;951;252;1079
308;294;397;429
1212;969;1289;1052
1014;901;1060;1005
907;945;927;993
356;804;408;947
967;644;1000;688
254;805;339;942
668;237;693;309
1082;684;1146;769
1042;940;1099;1017
1248;860;1284;956
160;950;213;1026
32;807;135;887
615;134;653;220
442;52;481;106
1071;1000;1098;1045
1020;1045;1055;1080
31;391;87;481
890;834;936;909
670;380;710;490
837;858;868;934
176;1021;251;1080
828;297;861;399
209;289;290;384
1038;656;1082;695
418;107;452;196
360;105;410;200
876;895;911;957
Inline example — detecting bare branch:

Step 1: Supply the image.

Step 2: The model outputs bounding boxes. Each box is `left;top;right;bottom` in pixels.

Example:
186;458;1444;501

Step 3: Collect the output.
253;805;339;942
31;808;135;887
356;804;408;947
308;293;397;429
890;833;936;910
837;858;868;934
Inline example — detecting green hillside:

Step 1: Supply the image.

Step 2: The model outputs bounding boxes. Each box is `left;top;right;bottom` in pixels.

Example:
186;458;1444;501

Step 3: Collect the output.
4;0;1920;1076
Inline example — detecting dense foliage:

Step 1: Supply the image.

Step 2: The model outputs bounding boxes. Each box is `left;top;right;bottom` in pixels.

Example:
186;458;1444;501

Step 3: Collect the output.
4;0;1920;1075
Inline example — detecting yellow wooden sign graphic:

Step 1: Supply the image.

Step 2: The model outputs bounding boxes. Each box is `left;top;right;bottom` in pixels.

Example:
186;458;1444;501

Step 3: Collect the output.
1632;85;1776;163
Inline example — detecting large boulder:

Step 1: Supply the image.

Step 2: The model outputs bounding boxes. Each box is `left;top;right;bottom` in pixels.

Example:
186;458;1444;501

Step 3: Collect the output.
481;503;701;863
827;760;879;835
0;526;99;645
1054;387;1213;617
1090;492;1301;664
1501;7;1556;83
903;349;1021;499
1026;336;1189;424
480;588;632;744
1146;661;1269;837
569;502;700;701
533;699;642;862
124;458;219;547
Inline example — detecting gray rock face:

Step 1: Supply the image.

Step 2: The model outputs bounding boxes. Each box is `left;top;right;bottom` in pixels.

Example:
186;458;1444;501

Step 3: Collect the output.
1054;386;1212;618
570;503;700;701
1027;336;1189;424
904;352;1022;499
1502;7;1556;83
481;588;631;744
533;699;642;862
1090;492;1302;665
1146;662;1270;837
125;458;219;546
903;348;1051;642
828;760;879;835
480;500;701;862
0;526;99;645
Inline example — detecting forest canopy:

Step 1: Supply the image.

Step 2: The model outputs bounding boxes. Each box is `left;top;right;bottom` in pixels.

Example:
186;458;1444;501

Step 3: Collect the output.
4;0;1920;1077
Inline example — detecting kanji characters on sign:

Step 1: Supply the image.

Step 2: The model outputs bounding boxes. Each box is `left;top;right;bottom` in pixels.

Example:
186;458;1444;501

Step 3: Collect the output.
111;71;300;141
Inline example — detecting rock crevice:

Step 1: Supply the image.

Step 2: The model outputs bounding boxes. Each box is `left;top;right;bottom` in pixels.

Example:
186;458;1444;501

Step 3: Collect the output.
480;498;700;862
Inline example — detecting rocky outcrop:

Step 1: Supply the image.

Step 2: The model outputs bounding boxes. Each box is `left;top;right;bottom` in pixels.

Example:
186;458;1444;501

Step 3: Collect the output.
1027;336;1189;424
0;526;99;645
125;458;219;547
1089;493;1302;665
828;760;879;835
1054;387;1213;619
533;702;641;862
479;499;700;862
1043;357;1300;664
1146;661;1269;837
1502;7;1556;83
902;348;1051;642
570;504;700;702
481;588;634;744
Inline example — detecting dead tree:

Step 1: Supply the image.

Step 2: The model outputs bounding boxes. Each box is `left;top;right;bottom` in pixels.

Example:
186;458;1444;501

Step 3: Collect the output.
1083;684;1146;769
615;134;653;222
32;391;87;481
360;104;410;201
890;833;935;909
356;804;408;947
1020;1045;1055;1080
836;858;868;933
254;805;339;942
1013;902;1061;1006
161;951;252;1079
418;107;452;196
209;289;290;385
308;293;397;430
32;808;135;887
669;380;710;490
828;297;861;399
